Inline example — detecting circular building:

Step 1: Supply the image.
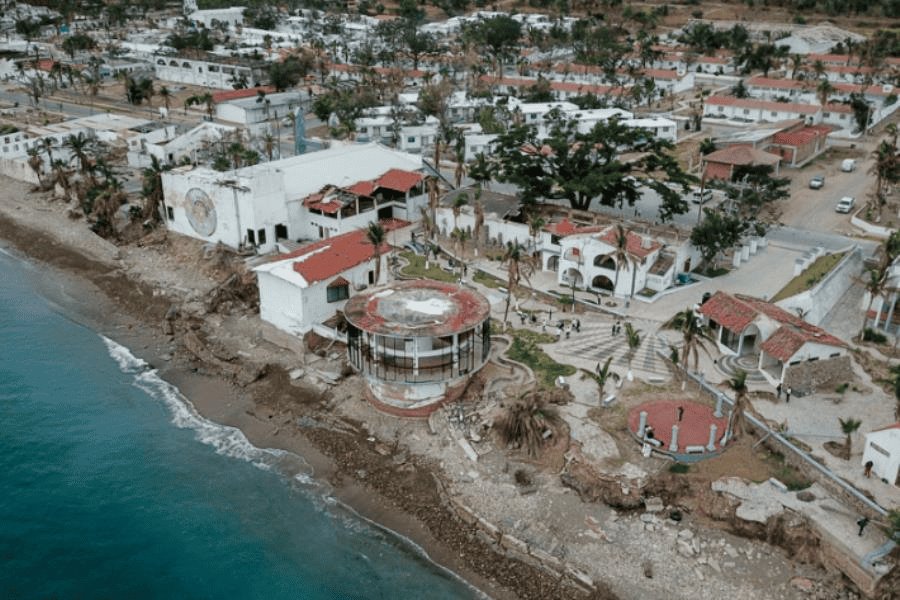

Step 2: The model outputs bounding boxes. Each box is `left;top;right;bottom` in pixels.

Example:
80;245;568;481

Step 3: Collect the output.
343;280;492;417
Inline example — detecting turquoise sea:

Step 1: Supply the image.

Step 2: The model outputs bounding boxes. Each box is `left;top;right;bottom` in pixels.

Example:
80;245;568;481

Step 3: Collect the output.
0;248;476;600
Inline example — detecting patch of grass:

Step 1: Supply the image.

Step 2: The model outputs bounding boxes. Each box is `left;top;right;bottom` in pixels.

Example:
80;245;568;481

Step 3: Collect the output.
473;269;504;289
399;251;457;283
507;329;576;388
669;463;690;474
772;252;845;302
835;382;849;394
638;287;657;298
763;450;812;491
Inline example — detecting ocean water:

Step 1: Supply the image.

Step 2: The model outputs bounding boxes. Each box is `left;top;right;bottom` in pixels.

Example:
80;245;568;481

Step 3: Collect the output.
0;249;477;600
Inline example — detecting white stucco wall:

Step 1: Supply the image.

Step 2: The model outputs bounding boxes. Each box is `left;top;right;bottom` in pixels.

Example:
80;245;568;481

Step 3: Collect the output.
862;429;900;486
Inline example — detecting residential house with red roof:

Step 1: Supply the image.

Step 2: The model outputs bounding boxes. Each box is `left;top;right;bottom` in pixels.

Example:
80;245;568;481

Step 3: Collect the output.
698;291;849;390
862;424;900;487
161;142;423;253
703;95;823;125
254;219;411;335
702;144;782;181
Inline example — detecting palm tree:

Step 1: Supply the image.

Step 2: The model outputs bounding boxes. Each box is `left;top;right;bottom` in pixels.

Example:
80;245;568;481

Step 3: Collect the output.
158;85;172;111
365;222;386;286
527;215;545;253
24;144;42;179
624;323;642;380
595;355;617;397
666;307;714;384
501;241;534;324
816;79;834;108
426;176;441;240
64;132;92;177
496;390;563;457
185;93;215;120
839;417;862;456
141;155;169;223
40;137;55;165
50;158;72;196
601;224;637;298
472;195;484;250
451;194;468;230
727;370;749;441
262;133;276;161
861;266;888;339
790;53;804;80
451;227;470;275
869;140;898;216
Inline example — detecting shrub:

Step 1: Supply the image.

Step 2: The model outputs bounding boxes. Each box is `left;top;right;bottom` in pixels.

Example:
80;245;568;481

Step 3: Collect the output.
835;382;849;394
669;463;690;474
863;328;887;344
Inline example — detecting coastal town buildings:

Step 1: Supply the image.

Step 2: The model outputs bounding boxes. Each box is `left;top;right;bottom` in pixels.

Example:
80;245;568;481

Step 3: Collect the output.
160;142;424;253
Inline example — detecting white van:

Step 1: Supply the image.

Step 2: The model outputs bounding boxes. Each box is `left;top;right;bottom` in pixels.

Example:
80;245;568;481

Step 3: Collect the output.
691;188;713;204
841;159;856;172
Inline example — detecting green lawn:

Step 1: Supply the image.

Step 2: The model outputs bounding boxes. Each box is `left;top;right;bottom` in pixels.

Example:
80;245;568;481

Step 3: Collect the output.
473;269;505;289
772;252;845;302
398;251;458;283
506;328;576;388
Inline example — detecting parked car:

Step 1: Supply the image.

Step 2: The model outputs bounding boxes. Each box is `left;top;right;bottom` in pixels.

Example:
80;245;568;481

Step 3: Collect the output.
809;175;825;189
841;159;856;172
835;196;855;213
691;188;713;204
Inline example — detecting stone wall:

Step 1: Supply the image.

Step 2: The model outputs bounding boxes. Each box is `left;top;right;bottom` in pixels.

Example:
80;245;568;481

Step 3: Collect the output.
776;247;860;326
783;355;853;395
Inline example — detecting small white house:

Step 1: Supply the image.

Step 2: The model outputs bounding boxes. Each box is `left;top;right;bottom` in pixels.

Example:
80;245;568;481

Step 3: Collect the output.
861;424;900;486
216;91;304;136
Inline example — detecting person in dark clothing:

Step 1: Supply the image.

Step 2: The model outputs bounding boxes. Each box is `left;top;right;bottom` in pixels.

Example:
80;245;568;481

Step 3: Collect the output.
785;387;792;403
776;383;782;399
864;461;874;478
857;517;869;536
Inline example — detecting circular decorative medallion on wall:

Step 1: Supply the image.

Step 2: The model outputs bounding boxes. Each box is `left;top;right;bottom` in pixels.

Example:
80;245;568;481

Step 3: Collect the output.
185;187;217;236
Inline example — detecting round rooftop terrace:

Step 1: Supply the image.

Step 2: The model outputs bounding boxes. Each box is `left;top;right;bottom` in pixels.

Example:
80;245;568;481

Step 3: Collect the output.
343;280;491;338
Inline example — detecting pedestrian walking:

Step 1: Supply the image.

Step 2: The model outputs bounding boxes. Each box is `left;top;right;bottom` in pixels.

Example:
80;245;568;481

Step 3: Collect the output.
864;460;873;478
676;406;684;422
785;386;792;403
574;318;581;333
857;517;869;536
776;383;782;400
611;323;617;336
565;326;571;339
555;326;562;340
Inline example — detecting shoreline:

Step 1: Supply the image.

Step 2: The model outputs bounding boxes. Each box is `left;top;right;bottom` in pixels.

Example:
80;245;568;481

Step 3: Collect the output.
0;184;588;599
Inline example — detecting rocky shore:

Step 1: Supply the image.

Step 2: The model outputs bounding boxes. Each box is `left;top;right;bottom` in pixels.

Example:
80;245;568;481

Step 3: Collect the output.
0;177;611;600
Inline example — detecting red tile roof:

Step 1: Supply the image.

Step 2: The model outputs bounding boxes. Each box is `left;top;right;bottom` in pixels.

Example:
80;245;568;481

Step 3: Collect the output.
872;423;900;432
704;162;732;180
699;292;845;359
345;180;376;197
596;226;661;259
211;86;276;103
772;127;827;147
705;95;822;115
543;218;606;237
374;169;423;193
746;76;811;91
704;144;781;167
824;102;854;114
276;219;409;285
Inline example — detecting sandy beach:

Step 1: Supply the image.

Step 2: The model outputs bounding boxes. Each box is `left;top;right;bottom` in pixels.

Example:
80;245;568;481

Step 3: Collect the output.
0;176;602;600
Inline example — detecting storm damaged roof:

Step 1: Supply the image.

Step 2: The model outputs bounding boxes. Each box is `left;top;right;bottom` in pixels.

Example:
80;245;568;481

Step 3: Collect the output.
343;280;490;337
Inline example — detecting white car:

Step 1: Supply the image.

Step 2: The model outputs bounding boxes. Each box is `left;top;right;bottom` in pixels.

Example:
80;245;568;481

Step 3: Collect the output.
835;196;855;213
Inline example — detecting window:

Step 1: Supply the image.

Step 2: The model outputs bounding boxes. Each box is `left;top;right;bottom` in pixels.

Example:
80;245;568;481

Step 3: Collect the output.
257;228;267;245
275;224;288;240
407;136;416;143
327;283;349;303
247;229;256;245
166;206;174;220
368;270;375;284
717;106;724;112
771;111;778;117
743;109;750;115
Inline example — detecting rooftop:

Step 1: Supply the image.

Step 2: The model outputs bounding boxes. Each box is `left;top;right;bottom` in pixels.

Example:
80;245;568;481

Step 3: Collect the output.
704;144;781;166
344;280;491;337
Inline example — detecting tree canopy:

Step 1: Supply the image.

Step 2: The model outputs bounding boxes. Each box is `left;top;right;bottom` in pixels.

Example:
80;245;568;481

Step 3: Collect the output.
491;108;693;221
690;208;747;267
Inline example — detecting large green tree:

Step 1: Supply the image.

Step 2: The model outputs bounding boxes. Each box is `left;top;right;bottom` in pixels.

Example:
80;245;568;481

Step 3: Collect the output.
690;208;747;268
492;108;693;221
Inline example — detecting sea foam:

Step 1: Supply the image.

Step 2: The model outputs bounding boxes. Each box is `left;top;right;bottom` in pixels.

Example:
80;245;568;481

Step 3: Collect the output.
100;335;311;476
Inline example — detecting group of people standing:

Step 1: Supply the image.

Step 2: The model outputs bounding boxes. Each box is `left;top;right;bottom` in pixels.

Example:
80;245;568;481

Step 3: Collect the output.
775;383;793;403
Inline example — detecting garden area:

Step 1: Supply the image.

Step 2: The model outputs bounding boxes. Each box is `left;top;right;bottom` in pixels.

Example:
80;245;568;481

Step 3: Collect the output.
506;328;576;388
771;252;845;302
398;251;457;283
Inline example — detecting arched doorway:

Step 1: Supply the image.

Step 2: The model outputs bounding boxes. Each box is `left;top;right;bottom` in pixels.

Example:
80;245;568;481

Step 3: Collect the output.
594;255;616;270
547;255;559;272
564;268;583;288
591;275;614;291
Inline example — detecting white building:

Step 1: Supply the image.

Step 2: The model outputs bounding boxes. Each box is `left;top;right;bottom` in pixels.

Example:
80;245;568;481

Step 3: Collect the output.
623;117;679;143
126;122;237;169
188;7;245;29
775;25;864;55
704;96;823;125
154;57;266;89
861;424;900;487
161;142;424;253
255;220;411;336
698;291;849;389
216;91;303;136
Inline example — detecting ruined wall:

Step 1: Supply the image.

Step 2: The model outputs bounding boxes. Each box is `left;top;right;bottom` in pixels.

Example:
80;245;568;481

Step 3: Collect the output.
783;355;853;395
